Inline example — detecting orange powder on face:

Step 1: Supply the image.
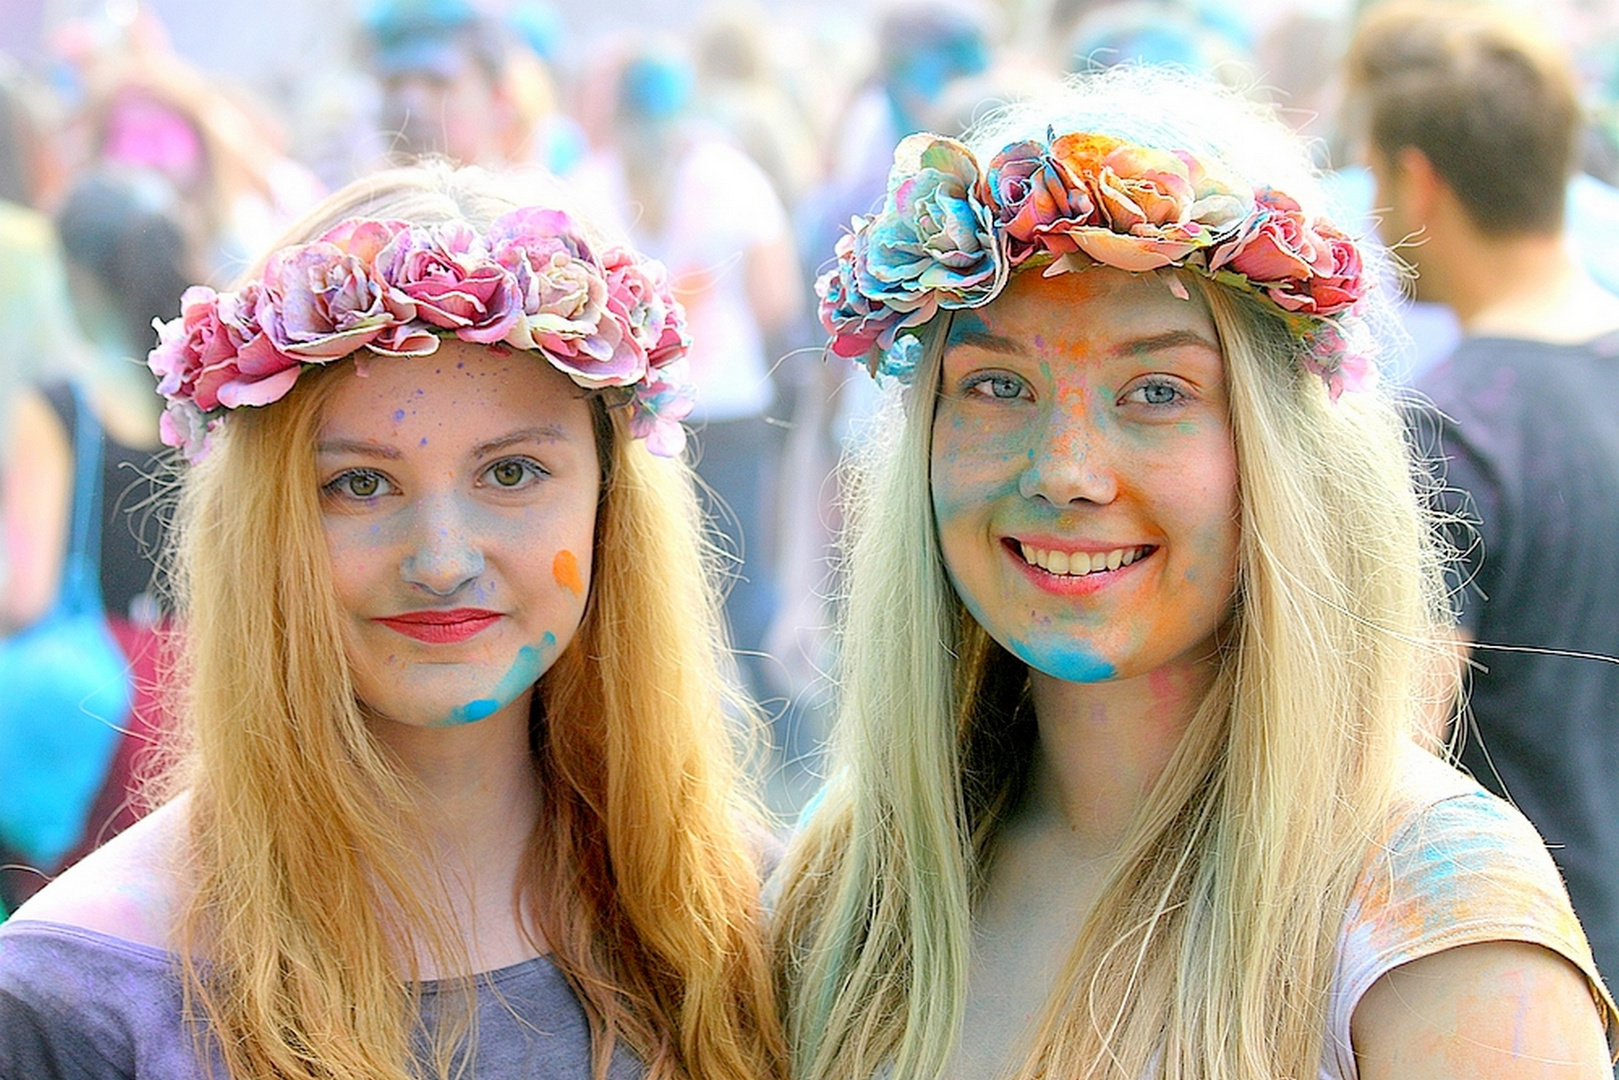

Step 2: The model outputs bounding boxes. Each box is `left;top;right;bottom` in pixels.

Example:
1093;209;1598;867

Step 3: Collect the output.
552;549;584;596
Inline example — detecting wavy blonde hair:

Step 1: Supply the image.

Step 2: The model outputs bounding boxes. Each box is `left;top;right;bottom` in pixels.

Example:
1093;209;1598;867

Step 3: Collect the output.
773;72;1453;1080
160;164;786;1080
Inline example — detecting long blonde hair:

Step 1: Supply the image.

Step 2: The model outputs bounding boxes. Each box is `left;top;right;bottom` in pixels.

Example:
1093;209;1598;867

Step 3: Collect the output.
161;164;786;1080
773;73;1452;1080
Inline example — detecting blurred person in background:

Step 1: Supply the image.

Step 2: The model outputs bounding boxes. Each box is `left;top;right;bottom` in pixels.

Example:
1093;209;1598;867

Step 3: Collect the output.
693;3;820;213
0;169;187;910
800;0;995;451
692;3;840;776
763;2;991;793
508;1;590;177
1061;0;1251;83
75;48;323;283
0;62;87;654
599;44;801;736
1346;0;1619;983
0;63;84;453
802;0;992;279
363;0;568;173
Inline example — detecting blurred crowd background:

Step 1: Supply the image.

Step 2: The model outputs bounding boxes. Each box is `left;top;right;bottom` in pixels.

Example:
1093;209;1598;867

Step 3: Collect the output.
4;0;1619;900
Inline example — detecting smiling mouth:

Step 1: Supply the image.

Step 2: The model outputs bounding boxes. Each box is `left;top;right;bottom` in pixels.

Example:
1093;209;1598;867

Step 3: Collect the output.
1013;541;1156;577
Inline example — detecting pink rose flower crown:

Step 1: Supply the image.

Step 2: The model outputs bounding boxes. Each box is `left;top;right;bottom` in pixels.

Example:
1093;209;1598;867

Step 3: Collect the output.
148;207;697;461
817;129;1374;400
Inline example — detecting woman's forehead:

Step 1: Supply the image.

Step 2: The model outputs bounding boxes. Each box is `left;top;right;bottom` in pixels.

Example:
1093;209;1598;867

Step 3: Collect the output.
959;267;1220;356
317;340;594;441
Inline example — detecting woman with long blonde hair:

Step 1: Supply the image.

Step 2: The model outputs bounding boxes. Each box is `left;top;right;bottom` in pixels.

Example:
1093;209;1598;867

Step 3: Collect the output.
0;163;786;1080
773;71;1618;1080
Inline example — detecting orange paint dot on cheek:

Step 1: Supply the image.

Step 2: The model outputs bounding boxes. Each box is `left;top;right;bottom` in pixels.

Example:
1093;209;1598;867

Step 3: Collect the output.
552;549;584;597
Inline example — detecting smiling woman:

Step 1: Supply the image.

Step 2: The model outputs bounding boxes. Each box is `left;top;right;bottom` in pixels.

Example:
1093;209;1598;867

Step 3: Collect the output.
931;269;1239;689
0;165;786;1080
773;69;1618;1080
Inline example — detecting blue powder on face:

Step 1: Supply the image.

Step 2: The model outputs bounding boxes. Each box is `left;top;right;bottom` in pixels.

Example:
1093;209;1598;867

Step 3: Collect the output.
393;409;406;422
442;633;556;725
945;309;988;348
1007;635;1116;683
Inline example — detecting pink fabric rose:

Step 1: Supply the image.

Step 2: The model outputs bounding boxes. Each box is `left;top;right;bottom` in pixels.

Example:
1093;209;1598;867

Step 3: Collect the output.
377;223;521;344
257;242;408;362
148;285;225;403
150;283;303;416
1209;190;1365;316
601;247;690;375
1301;223;1364;316
483;208;645;386
982;140;1097;267
646;294;690;370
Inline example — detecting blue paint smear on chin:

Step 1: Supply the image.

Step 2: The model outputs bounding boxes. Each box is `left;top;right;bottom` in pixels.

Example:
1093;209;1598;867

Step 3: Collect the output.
443;632;557;725
1008;635;1116;683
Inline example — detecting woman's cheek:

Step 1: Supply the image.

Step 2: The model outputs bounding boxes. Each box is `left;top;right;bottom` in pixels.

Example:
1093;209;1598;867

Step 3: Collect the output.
930;411;1026;527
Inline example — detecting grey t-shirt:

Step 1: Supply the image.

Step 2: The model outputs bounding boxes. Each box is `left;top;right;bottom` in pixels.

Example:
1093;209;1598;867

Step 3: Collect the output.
1412;331;1619;983
0;920;644;1079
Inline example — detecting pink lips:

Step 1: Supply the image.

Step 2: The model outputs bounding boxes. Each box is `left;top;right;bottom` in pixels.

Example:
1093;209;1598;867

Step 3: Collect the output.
375;608;501;644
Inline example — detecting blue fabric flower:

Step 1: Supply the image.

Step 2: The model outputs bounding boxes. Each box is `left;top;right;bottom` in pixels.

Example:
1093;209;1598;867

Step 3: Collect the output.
854;134;1005;321
877;332;923;381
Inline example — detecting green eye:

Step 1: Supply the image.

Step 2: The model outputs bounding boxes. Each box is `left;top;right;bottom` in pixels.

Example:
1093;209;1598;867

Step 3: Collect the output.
489;459;533;488
325;469;392;499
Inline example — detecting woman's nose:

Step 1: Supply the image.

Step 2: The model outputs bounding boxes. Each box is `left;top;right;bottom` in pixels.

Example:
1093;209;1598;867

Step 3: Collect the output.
1017;402;1119;506
398;496;486;596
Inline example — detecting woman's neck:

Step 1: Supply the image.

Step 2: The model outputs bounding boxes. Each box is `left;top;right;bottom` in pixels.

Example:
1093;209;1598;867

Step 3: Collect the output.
368;694;546;974
1023;658;1214;857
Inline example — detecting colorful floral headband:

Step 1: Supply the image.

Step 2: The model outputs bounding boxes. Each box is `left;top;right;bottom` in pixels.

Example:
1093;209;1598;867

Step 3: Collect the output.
148;208;695;460
817;130;1372;398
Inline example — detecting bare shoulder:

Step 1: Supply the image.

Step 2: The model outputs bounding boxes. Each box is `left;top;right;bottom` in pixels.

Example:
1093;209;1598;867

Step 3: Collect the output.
1352;940;1612;1079
9;796;190;950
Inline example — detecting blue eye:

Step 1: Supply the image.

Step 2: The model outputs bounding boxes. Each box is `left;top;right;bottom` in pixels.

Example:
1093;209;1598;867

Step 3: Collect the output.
482;457;546;489
1125;379;1185;407
324;469;395;500
965;373;1029;400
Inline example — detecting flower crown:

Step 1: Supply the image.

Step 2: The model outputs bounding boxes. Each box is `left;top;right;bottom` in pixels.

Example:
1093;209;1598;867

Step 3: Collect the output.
148;207;696;460
816;130;1372;398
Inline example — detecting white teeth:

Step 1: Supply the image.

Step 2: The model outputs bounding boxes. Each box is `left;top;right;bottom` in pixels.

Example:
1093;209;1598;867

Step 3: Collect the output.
1018;544;1150;577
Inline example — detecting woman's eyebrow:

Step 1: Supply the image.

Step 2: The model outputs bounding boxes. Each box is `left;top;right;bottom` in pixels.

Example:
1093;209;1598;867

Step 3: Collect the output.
315;439;401;460
946;328;1027;356
473;426;569;456
1114;329;1220;357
